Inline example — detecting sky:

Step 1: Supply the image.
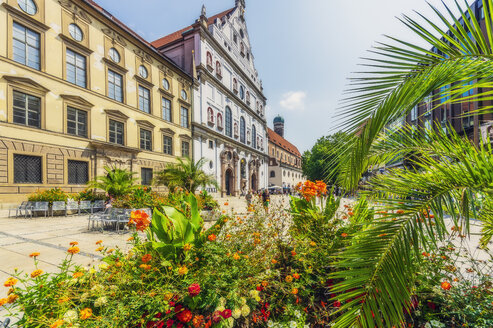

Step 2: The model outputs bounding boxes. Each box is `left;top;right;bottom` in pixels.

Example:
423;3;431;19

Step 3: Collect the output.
94;0;474;152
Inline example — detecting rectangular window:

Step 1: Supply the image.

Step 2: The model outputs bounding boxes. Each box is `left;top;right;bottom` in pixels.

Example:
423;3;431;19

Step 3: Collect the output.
209;140;214;149
13;22;40;70
410;106;418;122
138;85;151;113
68;160;88;185
162;97;172;122
180;107;189;128
141;168;153;186
108;69;123;102
109;119;124;145
14;154;42;183
66;48;87;88
67;107;87;137
163;135;173;155
13;90;41;128
140;128;152;151
181;141;190;158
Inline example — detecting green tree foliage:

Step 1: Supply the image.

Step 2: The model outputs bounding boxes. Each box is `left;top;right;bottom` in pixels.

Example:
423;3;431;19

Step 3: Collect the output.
155;157;219;194
87;166;138;198
302;132;347;184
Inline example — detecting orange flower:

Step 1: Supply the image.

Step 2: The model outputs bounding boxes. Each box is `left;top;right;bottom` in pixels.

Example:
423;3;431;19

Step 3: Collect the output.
396;210;405;215
73;271;84;278
96;240;103;245
233;253;241;260
208;234;217;242
96;247;104;252
107;248;115;254
50;319;64;328
183;243;192;251
30;269;43;278
67;246;80;255
178;266;188;275
128;210;151;232
7;294;18;304
224;202;229;206
225;234;232;240
309;241;317;247
341;233;348;238
4;278;17;287
441;281;452;290
139;264;151;270
348;211;354;216
271;259;278;264
29;252;40;258
141;254;152;263
80;308;93;320
285;275;293;283
127;237;134;242
291;288;298;295
261;280;269;287
422;252;430;257
293;273;300;279
378;233;387;238
192;315;205;328
291;251;297;256
69;241;79;246
0;298;7;307
57;297;70;304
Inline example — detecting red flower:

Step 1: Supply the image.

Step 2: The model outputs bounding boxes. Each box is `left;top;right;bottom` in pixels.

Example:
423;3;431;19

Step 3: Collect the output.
441;281;452;290
176;309;192;323
208;234;217;242
333;300;341;308
221;309;232;319
212;311;223;323
188;283;201;297
166;320;174;328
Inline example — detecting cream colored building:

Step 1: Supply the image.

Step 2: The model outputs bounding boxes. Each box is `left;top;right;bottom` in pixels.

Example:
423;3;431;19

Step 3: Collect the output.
0;0;193;204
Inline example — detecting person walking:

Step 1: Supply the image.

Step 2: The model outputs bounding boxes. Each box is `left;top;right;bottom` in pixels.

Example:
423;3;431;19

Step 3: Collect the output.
245;191;252;207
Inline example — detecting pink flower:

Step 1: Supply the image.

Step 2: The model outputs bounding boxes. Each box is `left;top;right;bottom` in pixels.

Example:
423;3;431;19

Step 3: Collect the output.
221;309;232;319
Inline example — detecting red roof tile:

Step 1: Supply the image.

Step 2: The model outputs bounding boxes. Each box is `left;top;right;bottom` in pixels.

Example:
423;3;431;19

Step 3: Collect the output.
151;8;235;48
267;128;301;157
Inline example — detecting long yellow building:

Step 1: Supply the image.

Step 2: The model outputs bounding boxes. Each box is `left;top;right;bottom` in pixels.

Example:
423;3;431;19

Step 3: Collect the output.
0;0;194;205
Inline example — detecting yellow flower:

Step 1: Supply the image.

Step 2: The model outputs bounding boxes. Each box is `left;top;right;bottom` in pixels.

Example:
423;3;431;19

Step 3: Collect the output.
178;266;188;275
96;246;104;252
291;288;298;295
7;294;18;304
30;269;43;278
50;319;64;328
139;264;151;270
285;275;293;283
0;298;7;307
80;308;93;320
164;292;174;301
107;248;115;253
310;241;317;247
4;277;17;287
29;252;40;258
233;253;241;260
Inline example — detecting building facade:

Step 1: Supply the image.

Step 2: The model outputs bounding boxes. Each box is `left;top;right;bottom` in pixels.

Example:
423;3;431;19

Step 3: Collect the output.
0;0;193;204
267;116;303;190
152;0;269;197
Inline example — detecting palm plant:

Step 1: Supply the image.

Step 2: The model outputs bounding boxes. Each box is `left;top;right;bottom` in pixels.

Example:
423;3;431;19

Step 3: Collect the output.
155;157;218;194
87;166;138;198
329;1;493;327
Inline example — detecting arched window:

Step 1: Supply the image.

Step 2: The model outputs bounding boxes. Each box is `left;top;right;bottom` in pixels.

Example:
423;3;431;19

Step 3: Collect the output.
233;78;238;93
225;107;232;137
252;124;256;149
206;52;213;68
240;117;246;143
270;171;275;178
207;107;214;124
216;61;222;77
217;113;223;129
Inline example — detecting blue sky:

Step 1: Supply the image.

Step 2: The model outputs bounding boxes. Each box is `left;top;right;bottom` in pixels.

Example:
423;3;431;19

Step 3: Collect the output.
95;0;473;152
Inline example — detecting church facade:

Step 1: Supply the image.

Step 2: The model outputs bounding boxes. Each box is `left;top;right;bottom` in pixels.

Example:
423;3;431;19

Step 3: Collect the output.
152;0;269;196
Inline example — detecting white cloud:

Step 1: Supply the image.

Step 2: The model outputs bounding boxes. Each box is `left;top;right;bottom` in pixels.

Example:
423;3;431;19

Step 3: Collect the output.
279;91;307;111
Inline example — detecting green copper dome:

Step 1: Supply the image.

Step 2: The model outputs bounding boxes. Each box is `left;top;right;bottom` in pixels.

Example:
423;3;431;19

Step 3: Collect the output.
273;115;284;124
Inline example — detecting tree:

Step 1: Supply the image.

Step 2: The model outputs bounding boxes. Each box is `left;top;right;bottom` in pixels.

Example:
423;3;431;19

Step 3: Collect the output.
155;157;218;194
302;132;347;184
328;1;493;327
87;166;138;197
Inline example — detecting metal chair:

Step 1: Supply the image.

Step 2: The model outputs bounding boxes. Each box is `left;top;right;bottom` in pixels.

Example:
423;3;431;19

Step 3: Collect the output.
88;207;113;230
65;200;79;216
51;201;66;217
10;201;28;218
116;209;133;233
0;317;11;328
91;200;105;213
32;202;49;218
79;201;92;215
100;208;121;232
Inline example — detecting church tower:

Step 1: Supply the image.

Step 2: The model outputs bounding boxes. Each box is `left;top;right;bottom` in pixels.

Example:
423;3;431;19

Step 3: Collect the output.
273;115;285;138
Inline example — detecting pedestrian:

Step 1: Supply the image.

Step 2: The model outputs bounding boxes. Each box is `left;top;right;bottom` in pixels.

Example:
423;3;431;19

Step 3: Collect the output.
262;189;270;213
246;190;252;207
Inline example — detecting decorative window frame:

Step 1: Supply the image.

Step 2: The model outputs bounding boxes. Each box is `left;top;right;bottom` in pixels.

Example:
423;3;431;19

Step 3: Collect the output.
8;151;46;185
136;83;153;115
60;94;93;139
4;75;48;130
105;64;127;104
62;44;92;89
4;0;46;24
161;128;175;156
64;157;91;186
105;109;129;146
137;120;155;152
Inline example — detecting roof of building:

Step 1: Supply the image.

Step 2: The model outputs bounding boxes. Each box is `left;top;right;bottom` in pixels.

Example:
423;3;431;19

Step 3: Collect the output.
267;128;301;157
273;115;284;124
81;0;191;78
151;8;236;48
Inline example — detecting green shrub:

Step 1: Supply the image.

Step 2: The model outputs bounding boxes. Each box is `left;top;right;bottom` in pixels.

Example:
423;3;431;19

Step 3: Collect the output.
28;188;68;205
73;189;107;202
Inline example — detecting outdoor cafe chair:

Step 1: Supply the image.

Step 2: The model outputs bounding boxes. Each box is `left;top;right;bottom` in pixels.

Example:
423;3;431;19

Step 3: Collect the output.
116;209;133;233
100;208;122;232
9;201;31;218
65;200;79;216
32;202;49;218
88;207;111;230
79;201;92;215
51;201;66;216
